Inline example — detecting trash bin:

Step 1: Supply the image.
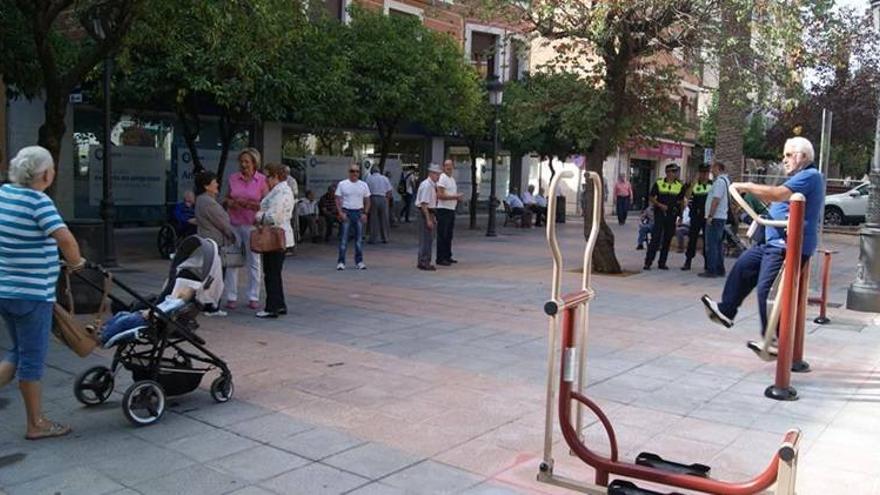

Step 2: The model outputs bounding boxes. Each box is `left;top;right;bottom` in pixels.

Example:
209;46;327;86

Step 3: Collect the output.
556;195;566;223
63;219;106;314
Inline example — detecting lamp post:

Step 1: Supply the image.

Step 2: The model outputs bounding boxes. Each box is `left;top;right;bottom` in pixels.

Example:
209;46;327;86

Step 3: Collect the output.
846;0;880;312
94;19;117;266
486;75;503;237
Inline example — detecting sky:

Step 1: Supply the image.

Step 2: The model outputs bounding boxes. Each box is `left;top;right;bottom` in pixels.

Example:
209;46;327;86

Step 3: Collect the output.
836;0;869;12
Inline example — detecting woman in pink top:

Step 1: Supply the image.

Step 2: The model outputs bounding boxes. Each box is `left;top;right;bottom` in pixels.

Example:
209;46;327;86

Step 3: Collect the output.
613;173;633;226
223;148;268;310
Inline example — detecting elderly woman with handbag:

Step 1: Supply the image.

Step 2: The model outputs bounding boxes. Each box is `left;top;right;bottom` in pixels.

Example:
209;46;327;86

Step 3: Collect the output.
0;146;85;440
253;163;294;319
194;171;237;316
223;147;268;311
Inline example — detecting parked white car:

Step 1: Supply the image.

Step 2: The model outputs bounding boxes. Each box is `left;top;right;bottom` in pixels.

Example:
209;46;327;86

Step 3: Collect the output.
824;181;869;225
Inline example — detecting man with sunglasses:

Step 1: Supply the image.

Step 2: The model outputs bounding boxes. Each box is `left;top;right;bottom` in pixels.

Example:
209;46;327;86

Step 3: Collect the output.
335;164;371;270
701;137;824;355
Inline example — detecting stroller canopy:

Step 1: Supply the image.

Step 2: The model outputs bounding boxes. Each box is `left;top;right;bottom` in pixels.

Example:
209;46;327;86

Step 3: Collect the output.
162;236;224;307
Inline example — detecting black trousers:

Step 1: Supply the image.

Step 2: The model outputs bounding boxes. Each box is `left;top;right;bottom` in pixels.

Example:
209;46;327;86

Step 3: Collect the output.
435;209;455;262
262;250;286;313
645;211;676;267
685;215;706;264
616;196;631;225
400;193;413;222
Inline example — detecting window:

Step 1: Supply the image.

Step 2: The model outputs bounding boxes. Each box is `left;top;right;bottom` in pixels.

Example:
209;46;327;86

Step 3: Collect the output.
471;32;498;79
324;0;343;20
383;0;423;20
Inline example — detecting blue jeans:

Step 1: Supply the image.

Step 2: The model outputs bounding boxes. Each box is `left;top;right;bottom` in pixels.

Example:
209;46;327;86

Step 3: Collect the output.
0;298;53;381
637;223;652;246
718;244;804;336
705;219;726;276
337;208;364;265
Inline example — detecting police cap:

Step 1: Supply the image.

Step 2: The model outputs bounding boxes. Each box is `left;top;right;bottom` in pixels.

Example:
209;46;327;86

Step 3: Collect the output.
665;163;680;172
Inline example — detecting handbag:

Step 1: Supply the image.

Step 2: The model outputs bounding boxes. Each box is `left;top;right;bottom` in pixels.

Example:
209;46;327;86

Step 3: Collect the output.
220;242;246;268
249;224;286;253
51;269;106;357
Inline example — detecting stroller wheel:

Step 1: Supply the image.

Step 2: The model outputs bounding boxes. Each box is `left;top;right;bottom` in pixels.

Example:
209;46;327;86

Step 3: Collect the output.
210;375;234;403
74;366;115;406
122;380;166;426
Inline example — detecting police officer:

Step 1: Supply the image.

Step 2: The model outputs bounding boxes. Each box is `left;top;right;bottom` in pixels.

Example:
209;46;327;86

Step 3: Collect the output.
682;164;713;271
644;163;685;270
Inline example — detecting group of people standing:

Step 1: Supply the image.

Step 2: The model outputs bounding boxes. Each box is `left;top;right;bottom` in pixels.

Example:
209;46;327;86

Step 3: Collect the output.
614;162;730;277
191;148;295;319
415;160;463;270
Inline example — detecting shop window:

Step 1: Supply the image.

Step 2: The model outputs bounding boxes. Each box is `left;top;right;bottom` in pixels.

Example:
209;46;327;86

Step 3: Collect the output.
471;31;498;79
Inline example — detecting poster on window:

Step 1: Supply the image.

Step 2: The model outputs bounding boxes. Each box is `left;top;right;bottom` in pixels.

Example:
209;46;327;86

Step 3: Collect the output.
299;155;355;196
88;146;167;206
176;148;239;200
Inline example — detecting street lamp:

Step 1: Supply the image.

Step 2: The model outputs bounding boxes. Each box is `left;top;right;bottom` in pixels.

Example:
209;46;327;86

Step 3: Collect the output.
486;75;503;237
846;0;880;312
93;18;117;266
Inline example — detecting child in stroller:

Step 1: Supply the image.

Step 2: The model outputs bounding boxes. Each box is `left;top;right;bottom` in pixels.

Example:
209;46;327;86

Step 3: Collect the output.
72;236;233;426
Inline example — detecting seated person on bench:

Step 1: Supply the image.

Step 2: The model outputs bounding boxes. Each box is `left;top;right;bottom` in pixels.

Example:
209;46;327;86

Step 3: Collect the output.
100;279;199;347
522;185;547;226
506;189;532;227
701;137;824;348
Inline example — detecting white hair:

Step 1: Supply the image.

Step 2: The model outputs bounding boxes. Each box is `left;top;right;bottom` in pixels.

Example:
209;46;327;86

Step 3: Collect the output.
785;137;815;163
9;146;54;186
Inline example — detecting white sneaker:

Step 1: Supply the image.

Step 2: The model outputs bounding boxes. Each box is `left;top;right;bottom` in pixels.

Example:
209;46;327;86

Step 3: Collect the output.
701;295;733;328
336;263;345;271
204;309;227;317
356;262;367;270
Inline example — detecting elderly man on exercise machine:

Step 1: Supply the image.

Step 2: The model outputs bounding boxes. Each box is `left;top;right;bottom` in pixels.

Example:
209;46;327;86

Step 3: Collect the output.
701;137;824;353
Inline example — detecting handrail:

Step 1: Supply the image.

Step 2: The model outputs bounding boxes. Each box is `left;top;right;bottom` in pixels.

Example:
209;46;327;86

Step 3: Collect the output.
728;183;788;228
545;171;574;304
582;172;602;291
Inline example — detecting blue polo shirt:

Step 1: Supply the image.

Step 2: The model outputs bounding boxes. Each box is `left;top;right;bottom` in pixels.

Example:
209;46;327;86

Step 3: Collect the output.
766;165;824;256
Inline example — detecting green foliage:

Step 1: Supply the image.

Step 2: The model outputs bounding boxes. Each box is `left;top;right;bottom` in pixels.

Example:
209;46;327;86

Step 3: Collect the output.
346;7;482;170
500;71;601;161
699;92;718;148
743;113;773;160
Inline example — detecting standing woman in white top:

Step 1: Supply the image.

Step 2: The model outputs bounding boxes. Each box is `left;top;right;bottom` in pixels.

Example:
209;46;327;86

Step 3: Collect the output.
0;146;85;440
435;159;464;266
255;163;295;318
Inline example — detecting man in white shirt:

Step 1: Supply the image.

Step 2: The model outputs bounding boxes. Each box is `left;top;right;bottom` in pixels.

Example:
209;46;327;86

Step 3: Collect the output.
297;190;319;242
416;164;442;271
365;167;392;244
523;184;546;226
335;164;371;270
436;159;464;266
506;188;532;227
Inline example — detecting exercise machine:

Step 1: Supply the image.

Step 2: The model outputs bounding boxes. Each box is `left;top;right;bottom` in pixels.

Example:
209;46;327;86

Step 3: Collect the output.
537;171;801;494
729;185;810;400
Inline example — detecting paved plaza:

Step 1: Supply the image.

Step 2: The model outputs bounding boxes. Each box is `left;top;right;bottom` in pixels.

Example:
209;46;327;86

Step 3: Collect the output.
1;216;879;495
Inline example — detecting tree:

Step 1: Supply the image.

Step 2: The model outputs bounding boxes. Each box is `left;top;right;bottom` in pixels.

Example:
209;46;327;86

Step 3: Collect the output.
455;76;491;230
0;0;143;165
115;0;305;179
500;71;599;185
347;7;481;172
488;0;711;273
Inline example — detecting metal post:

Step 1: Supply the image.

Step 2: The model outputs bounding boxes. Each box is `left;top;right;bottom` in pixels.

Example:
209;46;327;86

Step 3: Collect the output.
100;56;117;267
846;0;880;312
765;194;805;401
486;104;499;237
792;263;811;373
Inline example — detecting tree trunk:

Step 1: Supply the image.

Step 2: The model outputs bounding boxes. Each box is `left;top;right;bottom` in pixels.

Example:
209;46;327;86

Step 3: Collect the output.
37;87;68;168
216;111;238;185
585;147;622;274
469;150;479;229
714;3;753;182
176;97;204;173
548;156;555;183
375;120;396;173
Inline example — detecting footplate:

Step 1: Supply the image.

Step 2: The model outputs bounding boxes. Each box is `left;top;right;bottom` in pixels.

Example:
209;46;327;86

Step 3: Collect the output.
634;452;711;477
607;480;685;495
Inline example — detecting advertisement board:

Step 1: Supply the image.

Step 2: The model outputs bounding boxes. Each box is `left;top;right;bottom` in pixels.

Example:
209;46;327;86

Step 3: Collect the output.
88;146;167;206
176;148;238;200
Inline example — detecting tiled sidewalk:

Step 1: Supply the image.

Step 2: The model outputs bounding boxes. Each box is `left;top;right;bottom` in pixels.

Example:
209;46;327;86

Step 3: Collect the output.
1;218;878;494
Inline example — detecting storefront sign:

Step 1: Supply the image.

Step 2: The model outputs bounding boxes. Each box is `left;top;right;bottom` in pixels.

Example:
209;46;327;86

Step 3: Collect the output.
633;142;684;159
89;146;166;206
302;155;354;195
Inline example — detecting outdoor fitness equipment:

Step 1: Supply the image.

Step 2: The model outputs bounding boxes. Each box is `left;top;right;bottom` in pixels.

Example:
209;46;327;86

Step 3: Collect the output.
537;170;801;494
729;185;811;400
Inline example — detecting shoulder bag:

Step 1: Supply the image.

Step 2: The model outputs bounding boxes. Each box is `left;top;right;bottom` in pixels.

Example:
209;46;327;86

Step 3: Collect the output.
52;269;106;357
250;224;286;253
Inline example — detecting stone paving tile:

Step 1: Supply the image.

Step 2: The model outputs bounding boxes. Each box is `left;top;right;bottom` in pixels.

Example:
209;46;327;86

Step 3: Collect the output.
165;429;261;463
5;466;123;495
382;460;483;493
260;462;369;495
208;445;311;482
225;412;314;443
323;442;423;480
183;398;275;428
460;482;531;495
133;464;247;495
346;482;408;494
227;487;276;495
271;426;366;460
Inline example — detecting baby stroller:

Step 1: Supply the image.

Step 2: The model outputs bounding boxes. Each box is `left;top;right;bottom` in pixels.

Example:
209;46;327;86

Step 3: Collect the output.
72;236;234;426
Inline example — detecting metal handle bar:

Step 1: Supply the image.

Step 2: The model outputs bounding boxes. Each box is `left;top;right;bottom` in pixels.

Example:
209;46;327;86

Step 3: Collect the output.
728;183;787;228
545;171;603;307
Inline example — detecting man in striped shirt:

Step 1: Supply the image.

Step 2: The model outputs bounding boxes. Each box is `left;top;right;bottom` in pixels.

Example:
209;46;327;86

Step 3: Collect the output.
0;146;84;440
